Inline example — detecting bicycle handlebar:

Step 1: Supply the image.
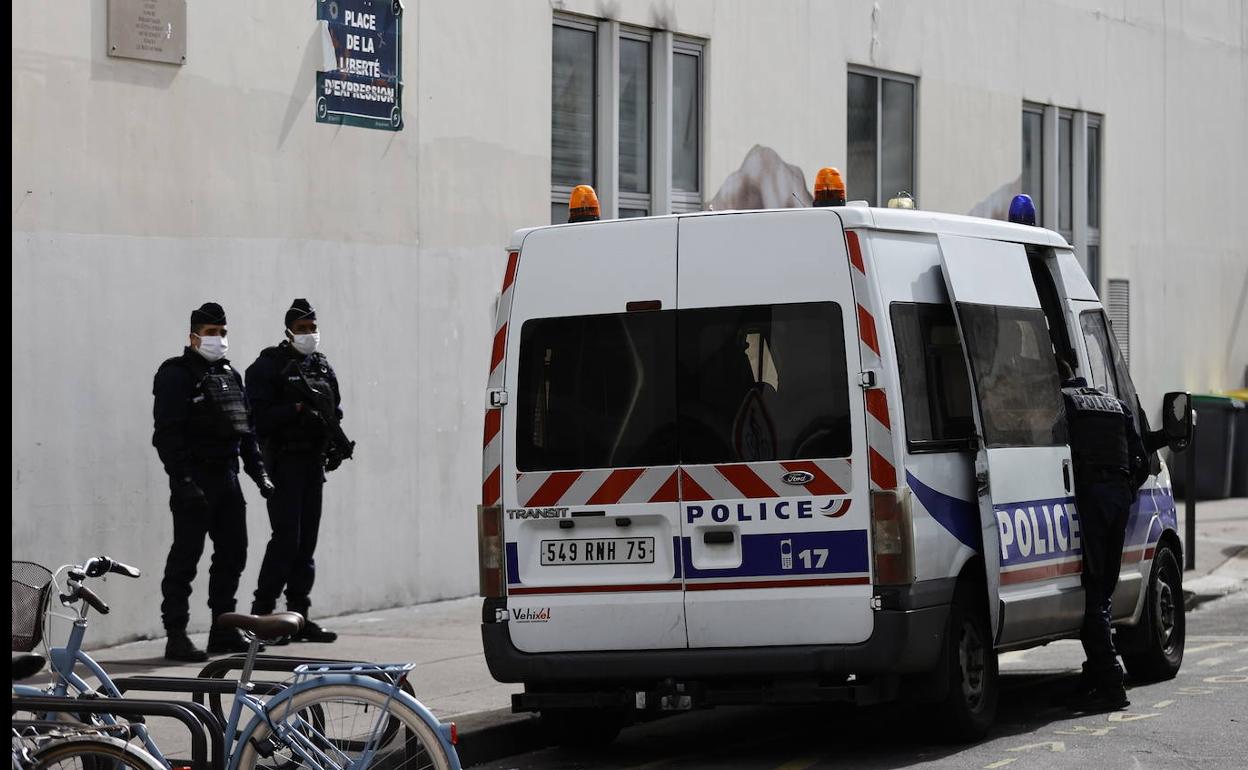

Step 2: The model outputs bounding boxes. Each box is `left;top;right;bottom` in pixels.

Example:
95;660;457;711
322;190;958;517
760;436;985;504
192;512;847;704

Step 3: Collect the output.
62;584;110;615
83;556;141;579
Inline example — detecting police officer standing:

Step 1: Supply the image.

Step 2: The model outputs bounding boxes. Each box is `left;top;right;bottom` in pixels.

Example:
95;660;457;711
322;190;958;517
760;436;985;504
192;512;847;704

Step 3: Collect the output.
1058;360;1148;711
153;302;275;662
246;299;350;643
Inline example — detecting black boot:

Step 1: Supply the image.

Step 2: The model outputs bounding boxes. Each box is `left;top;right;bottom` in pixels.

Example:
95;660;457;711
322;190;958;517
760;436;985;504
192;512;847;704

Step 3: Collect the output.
165;630;208;662
1066;683;1130;712
207;625;265;654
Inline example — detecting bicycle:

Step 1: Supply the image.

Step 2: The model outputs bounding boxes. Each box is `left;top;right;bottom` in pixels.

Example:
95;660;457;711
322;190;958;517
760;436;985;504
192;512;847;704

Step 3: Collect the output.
12;653;166;770
12;558;462;770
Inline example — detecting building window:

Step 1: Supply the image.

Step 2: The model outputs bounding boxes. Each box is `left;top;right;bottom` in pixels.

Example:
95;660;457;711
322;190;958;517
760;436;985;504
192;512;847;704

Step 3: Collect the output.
847;68;916;207
551;19;597;225
1021;105;1102;292
552;16;705;223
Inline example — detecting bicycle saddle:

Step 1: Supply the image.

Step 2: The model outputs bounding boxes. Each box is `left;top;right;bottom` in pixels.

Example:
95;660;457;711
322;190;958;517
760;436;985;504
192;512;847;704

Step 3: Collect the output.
214;612;304;640
12;653;46;680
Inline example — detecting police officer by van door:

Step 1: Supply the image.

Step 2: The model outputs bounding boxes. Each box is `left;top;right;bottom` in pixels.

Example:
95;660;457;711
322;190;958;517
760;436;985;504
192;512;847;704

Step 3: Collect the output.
152;302;274;662
1059;360;1148;711
246;299;348;643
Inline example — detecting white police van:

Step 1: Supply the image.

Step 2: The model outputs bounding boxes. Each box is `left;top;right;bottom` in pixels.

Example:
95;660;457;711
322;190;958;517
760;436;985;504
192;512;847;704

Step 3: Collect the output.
477;191;1193;743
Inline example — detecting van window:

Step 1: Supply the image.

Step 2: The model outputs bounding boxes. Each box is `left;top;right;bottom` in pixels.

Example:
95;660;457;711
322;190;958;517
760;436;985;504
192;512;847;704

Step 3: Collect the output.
678;302;851;463
1080;309;1143;435
958;304;1068;448
517;312;677;471
890;302;976;450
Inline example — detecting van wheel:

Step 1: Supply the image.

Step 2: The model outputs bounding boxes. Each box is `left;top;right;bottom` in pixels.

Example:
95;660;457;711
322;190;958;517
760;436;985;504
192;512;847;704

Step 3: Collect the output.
540;708;624;749
1121;543;1185;682
932;582;999;742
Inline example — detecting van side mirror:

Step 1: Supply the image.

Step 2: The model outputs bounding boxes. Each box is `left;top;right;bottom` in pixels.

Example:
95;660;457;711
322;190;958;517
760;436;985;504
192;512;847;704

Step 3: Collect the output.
1162;392;1194;451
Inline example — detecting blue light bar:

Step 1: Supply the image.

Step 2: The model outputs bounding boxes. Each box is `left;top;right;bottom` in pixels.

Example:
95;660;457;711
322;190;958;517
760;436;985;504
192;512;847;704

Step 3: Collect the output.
1008;194;1037;226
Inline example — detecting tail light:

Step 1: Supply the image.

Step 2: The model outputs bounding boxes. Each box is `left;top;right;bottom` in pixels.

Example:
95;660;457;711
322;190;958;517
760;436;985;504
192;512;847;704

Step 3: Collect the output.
871;490;914;585
449;722;458;746
477;505;505;598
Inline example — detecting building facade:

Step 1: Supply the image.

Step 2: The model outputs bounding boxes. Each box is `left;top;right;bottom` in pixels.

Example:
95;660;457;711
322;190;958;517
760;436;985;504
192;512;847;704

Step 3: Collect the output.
12;0;1247;644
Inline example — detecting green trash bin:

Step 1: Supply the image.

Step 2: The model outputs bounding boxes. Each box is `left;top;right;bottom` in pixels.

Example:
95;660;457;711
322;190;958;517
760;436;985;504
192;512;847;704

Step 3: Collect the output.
1168;395;1243;500
1231;396;1248;497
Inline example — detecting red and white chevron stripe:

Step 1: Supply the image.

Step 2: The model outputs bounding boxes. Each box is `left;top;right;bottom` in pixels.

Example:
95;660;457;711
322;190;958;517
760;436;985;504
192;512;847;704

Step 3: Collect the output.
514;467;679;508
679;460;852;501
846;230;898;492
482;250;519;507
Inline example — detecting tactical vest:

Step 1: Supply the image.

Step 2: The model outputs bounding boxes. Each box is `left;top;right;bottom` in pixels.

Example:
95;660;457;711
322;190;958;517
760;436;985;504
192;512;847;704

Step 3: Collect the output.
1062;386;1130;471
269;349;336;448
189;369;252;439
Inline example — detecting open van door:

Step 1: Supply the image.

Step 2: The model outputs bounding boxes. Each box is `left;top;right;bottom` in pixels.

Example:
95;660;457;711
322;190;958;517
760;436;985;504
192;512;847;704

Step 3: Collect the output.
938;235;1074;642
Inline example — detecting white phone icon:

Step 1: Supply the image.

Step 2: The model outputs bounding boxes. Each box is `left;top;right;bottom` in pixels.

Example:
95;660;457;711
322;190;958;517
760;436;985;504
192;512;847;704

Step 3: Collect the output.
780;538;794;570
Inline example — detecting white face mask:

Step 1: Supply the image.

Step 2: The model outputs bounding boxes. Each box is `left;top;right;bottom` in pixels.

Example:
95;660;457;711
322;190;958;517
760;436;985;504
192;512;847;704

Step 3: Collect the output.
290;332;320;356
194;334;228;362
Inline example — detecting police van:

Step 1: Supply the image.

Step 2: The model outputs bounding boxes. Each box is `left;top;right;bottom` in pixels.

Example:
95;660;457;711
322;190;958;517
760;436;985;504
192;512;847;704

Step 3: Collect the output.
477;179;1194;743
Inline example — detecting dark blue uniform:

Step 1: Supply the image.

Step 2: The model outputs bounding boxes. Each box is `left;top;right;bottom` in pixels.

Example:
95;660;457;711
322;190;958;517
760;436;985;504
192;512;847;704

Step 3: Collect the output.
152;348;265;631
1061;376;1148;691
246;341;342;617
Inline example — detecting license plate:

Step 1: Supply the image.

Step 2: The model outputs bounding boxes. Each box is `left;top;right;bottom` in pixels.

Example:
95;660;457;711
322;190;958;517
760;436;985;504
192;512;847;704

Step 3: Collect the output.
540;537;655;566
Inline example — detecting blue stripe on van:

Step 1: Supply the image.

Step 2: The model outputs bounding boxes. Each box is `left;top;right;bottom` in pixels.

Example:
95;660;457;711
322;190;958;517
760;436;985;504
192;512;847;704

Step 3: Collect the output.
505;542;520;584
906;471;980;549
681;530;869;580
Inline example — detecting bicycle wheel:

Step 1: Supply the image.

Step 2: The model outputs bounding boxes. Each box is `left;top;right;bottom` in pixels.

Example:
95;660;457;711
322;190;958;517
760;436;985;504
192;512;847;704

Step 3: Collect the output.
235;684;454;770
30;735;164;770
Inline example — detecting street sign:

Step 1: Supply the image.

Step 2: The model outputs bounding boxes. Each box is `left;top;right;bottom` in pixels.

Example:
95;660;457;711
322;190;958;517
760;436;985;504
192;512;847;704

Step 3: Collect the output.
316;0;403;131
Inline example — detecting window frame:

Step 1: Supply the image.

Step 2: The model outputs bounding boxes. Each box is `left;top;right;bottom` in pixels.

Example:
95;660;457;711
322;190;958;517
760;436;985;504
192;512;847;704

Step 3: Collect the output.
551;15;706;222
847;65;919;207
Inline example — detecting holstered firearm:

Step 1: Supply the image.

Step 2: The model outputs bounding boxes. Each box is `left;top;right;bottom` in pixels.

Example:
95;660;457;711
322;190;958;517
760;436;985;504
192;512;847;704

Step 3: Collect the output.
282;361;356;471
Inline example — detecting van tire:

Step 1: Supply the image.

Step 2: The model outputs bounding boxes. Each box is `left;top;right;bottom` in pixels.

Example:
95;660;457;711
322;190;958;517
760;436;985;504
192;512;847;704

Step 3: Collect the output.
1120;543;1185;682
932;581;998;742
539;708;624;749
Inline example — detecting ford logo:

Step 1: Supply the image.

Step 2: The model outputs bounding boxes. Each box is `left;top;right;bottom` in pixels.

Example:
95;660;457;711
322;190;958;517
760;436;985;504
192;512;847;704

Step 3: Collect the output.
782;471;814;485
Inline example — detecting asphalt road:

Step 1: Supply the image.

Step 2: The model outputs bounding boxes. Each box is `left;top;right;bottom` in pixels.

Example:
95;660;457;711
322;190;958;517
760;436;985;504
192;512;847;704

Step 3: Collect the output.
474;589;1248;770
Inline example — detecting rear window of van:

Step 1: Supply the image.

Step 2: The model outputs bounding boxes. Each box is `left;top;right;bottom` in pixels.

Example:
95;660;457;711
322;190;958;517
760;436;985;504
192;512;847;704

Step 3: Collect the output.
516;302;851;472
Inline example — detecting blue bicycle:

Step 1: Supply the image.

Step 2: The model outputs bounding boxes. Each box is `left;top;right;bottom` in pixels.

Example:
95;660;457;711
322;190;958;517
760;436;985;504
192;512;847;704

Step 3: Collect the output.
11;557;461;770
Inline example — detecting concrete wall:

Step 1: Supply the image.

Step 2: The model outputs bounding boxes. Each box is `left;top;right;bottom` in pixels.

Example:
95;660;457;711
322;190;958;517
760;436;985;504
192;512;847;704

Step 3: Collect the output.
13;0;1247;645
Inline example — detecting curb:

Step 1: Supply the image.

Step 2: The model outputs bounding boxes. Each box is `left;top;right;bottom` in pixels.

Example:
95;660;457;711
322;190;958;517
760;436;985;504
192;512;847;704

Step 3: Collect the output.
1183;575;1245;612
452;708;549;767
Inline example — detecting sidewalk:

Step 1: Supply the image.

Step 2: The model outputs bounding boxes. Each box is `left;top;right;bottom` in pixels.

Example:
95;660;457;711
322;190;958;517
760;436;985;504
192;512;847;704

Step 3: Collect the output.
43;497;1248;766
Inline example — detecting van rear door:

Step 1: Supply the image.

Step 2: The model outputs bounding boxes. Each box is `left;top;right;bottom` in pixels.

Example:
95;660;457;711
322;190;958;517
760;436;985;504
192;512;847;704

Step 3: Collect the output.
937;234;1075;643
676;210;873;648
502;219;685;653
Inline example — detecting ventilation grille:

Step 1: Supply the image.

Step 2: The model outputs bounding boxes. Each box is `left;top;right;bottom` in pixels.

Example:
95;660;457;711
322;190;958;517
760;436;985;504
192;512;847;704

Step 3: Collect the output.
1106;279;1130;368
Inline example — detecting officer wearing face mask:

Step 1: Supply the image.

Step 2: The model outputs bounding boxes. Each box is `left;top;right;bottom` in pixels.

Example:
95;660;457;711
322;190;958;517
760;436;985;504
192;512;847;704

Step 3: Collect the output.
152;302;275;662
245;299;344;643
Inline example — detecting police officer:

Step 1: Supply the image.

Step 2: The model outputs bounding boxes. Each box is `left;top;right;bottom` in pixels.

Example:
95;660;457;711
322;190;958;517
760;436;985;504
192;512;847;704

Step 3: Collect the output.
153;302;275;662
1058;359;1148;711
246;299;345;643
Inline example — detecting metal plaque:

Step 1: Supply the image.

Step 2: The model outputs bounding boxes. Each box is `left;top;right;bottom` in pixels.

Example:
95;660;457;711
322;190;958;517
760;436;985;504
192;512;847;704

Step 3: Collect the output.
108;0;187;65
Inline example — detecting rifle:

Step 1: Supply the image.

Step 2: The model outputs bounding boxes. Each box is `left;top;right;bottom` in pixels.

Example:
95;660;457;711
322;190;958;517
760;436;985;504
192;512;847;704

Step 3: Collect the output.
283;360;356;471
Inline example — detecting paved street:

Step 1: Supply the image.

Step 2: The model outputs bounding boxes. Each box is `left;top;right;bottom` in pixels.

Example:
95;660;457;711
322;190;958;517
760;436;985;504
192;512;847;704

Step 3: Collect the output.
475;588;1248;770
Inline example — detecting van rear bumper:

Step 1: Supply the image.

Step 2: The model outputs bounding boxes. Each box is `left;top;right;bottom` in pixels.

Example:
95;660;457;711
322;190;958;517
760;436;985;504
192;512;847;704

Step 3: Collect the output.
481;601;950;685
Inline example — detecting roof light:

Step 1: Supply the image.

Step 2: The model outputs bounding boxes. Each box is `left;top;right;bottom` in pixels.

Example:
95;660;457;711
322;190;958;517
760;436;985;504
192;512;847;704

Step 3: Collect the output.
1008;194;1037;226
813;167;846;207
887;192;916;209
568;185;600;223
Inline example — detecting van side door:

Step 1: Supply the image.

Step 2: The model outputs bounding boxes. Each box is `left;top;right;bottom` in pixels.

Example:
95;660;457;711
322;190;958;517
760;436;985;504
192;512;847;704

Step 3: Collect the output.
938;234;1076;644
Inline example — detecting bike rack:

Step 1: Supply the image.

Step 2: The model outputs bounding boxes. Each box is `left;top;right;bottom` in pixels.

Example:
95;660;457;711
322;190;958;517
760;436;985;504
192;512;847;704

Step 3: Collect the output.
112;675;286;734
12;695;223;770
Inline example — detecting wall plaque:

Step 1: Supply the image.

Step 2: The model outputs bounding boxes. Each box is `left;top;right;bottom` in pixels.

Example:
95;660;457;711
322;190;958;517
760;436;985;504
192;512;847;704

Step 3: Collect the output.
108;0;187;65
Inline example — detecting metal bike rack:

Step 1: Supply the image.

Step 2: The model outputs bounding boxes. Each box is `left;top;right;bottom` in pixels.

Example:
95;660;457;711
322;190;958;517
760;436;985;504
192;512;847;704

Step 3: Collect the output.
111;675;286;729
12;695;223;770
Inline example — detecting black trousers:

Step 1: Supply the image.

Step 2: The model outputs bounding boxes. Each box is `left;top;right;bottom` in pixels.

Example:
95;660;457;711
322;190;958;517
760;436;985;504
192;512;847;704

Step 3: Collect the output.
160;466;247;631
1077;478;1134;687
252;455;325;616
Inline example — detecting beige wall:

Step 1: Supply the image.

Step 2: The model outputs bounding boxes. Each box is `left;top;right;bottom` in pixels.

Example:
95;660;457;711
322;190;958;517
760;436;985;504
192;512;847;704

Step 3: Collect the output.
12;1;1247;644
